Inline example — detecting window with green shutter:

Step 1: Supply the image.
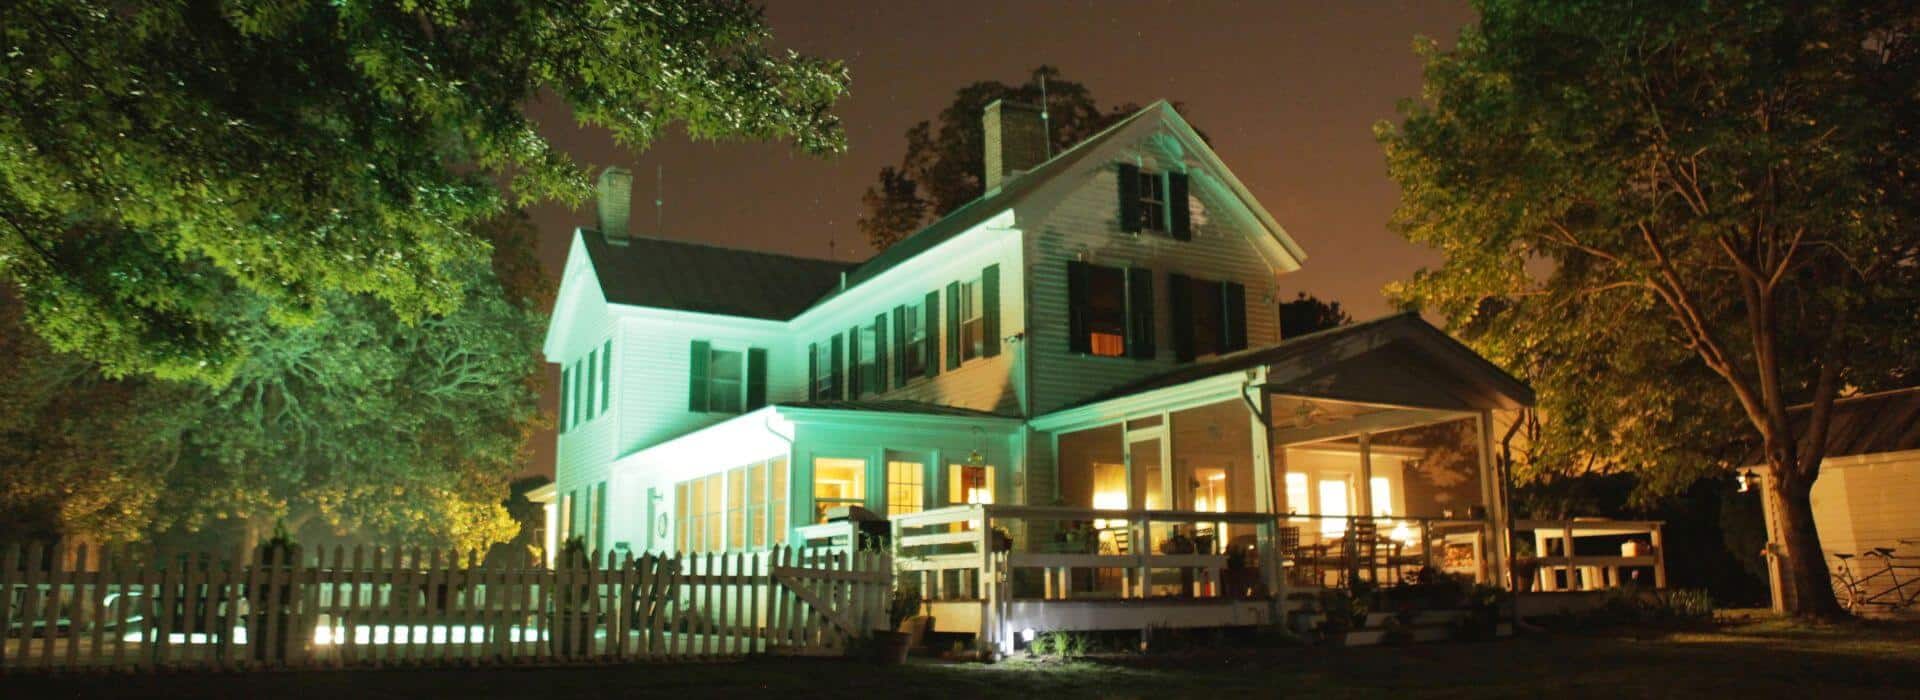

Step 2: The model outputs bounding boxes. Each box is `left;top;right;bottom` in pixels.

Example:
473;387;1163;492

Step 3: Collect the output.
923;291;941;378
1169;275;1246;361
828;333;844;399
1126;267;1155;359
585;349;596;421
945;281;962;369
600;339;612;414
688;340;710;412
560;365;571;433
981;264;1001;358
746;348;768;410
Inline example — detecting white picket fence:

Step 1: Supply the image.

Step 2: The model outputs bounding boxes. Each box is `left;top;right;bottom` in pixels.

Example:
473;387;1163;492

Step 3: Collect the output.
0;543;890;672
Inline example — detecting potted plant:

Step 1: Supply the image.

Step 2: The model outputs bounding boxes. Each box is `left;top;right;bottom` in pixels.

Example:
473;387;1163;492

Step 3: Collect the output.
1511;538;1539;592
247;522;306;664
989;526;1014;552
551;537;596;658
868;583;923;665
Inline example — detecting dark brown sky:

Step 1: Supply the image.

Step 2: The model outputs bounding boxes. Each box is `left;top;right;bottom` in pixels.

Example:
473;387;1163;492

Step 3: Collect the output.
523;1;1477;477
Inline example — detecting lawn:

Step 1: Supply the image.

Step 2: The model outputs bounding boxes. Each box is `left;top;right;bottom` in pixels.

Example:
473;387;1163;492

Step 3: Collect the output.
14;612;1920;698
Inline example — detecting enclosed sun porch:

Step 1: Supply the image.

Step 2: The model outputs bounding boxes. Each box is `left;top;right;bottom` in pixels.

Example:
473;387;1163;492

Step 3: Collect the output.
838;316;1552;647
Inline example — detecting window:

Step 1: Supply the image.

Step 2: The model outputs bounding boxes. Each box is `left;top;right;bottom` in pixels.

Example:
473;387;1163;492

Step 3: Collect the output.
813;342;834;399
813;457;867;522
674;458;790;553
600;339;612;414
770;458;790;545
702;472;723;550
1137;169;1167;232
1370;477;1394;518
1318;479;1350;536
957;278;985;362
949;463;995;505
727;468;746;550
559;366;571;433
708;347;744;413
901;302;927;379
1285;473;1309;516
1079;265;1128;357
1190;280;1224;358
559;491;576;543
747;461;769;549
887;460;925;516
1170;275;1246;361
855;321;881;396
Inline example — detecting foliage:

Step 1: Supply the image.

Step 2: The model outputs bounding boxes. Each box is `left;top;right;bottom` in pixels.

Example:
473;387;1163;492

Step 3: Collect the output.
858;66;1176;250
887;583;923;631
0;209;545;553
1027;631;1092;659
1555;588;1715;629
1379;0;1919;616
0;0;848;383
1278;292;1353;338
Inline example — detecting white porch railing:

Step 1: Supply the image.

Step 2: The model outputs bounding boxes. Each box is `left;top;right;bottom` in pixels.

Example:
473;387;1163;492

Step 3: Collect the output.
1515;519;1668;591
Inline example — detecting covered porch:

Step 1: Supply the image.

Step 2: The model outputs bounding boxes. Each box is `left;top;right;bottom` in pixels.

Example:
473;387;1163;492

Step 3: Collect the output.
908;315;1537;648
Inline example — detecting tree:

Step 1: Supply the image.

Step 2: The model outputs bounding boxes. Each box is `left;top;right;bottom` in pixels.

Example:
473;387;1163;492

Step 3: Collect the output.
1278;292;1354;337
0;0;848;384
1380;0;1919;617
858;66;1157;250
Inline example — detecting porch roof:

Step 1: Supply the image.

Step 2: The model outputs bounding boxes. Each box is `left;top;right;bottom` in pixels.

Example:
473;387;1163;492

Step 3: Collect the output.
1063;313;1534;414
776;399;1020;420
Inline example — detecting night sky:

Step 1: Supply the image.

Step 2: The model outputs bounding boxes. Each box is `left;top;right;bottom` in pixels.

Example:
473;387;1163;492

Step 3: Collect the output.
522;1;1477;477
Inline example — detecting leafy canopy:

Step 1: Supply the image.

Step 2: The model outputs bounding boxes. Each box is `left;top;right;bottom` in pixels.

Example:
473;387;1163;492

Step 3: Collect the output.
0;0;848;383
1380;0;1917;613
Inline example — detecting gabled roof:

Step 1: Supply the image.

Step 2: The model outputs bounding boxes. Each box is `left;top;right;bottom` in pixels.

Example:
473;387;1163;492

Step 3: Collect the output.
579;233;852;320
1746;387;1920;464
1066;313;1535;412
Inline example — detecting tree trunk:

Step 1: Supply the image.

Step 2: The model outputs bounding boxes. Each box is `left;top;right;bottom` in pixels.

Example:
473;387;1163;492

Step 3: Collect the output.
1763;465;1846;618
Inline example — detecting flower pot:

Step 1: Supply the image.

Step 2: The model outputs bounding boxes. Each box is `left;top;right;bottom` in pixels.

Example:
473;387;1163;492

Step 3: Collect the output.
869;630;912;665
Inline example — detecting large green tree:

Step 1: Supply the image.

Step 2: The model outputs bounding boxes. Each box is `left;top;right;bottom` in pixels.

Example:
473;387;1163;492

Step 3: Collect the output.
858;66;1156;250
1381;0;1918;617
0;0;847;384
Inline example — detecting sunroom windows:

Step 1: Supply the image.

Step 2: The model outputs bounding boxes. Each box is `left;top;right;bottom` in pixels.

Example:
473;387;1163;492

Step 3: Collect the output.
674;457;789;553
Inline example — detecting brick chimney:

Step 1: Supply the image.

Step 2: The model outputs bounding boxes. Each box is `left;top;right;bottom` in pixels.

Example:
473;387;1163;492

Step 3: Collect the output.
983;99;1047;191
596;166;633;243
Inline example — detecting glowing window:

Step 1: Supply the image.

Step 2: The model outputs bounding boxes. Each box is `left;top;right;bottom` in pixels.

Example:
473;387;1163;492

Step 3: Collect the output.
1318;479;1349;536
1285;473;1309;516
813;457;867;522
1370;476;1393;518
886;460;925;516
949;463;995;505
1082;265;1127;357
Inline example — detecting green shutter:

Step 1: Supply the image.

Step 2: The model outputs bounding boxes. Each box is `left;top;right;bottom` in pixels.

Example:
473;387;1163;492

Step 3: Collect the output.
892;305;909;389
746;347;768;410
1169;273;1195;361
981;264;1001;358
829;333;844;399
1223;282;1248;351
1117;163;1141;233
846;325;862;397
573;361;584;425
1168;172;1192;240
807;342;819;400
873;313;890;391
923;291;940;378
560;366;571;433
600;339;612;414
1067;261;1091;354
688;340;710;412
945;281;962;370
1126;267;1156;359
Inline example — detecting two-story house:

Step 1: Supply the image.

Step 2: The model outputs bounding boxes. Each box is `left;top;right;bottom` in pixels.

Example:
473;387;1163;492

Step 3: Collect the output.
543;100;1535;643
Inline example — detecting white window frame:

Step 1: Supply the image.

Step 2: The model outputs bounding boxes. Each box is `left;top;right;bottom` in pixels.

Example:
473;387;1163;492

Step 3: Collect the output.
902;302;927;380
813;341;834;399
706;345;747;414
958;277;985;364
1138;170;1168;232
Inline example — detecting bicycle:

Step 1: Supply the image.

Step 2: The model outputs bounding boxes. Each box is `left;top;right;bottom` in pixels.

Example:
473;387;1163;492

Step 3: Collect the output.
1829;547;1920;613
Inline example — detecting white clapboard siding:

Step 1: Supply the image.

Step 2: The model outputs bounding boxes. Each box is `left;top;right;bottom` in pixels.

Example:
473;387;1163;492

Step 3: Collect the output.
0;543;887;673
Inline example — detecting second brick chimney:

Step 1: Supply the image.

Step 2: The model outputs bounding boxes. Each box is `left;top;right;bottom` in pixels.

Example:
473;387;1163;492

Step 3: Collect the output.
983;99;1047;191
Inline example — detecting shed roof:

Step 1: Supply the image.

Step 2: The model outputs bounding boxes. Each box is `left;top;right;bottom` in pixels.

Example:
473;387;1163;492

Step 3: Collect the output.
1756;387;1920;463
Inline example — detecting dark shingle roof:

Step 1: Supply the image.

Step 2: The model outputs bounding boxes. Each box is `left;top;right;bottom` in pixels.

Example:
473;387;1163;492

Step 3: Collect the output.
581;233;853;320
1063;313;1535;411
1753;387;1920;463
778;399;1019;419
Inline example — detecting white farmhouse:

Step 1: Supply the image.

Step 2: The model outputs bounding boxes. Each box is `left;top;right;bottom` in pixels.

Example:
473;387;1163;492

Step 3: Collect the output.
543;100;1540;644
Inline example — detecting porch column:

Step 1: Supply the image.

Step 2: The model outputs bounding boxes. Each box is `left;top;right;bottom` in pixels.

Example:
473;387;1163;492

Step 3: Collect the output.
1476;410;1509;587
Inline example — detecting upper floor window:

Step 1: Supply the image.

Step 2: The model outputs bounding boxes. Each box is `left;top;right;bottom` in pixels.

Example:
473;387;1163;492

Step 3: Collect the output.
854;320;885;397
690;340;764;413
812;340;835;399
1137;170;1167;232
900;302;927;380
1068;262;1154;359
1118;163;1191;239
958;278;985;362
708;347;744;413
1169;274;1248;361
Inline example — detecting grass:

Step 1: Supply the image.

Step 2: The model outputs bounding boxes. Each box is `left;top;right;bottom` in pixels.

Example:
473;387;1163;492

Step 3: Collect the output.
12;611;1920;699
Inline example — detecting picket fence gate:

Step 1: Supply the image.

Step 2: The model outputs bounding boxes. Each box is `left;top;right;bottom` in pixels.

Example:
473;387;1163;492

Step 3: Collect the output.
0;542;890;672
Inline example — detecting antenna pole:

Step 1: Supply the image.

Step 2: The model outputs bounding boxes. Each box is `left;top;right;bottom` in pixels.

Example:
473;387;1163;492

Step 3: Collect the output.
1039;73;1052;159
